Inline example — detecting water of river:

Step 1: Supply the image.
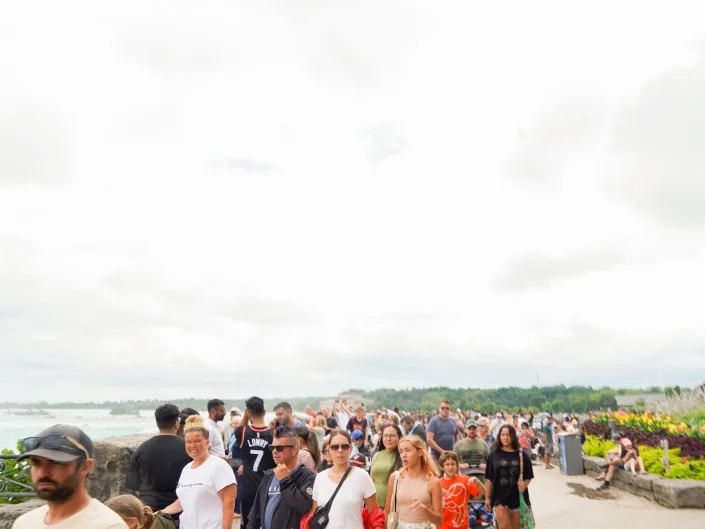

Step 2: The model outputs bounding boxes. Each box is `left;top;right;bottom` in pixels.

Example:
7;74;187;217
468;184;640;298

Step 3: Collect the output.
0;408;280;452
0;409;161;452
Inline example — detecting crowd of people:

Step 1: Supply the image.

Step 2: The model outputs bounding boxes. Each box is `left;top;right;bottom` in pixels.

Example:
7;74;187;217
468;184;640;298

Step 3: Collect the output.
13;397;578;529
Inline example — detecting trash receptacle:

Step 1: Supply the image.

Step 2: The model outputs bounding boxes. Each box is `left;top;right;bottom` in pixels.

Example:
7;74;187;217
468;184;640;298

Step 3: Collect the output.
558;432;583;475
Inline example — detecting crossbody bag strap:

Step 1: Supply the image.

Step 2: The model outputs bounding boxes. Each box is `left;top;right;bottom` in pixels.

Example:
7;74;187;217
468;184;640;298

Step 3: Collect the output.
323;466;353;511
391;471;399;513
519;449;524;481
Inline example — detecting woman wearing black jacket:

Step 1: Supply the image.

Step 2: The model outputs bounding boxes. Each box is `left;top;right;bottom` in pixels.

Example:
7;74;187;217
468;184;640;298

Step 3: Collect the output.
246;429;316;529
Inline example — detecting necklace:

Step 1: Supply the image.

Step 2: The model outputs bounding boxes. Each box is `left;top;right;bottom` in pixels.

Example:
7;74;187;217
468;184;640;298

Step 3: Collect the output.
329;466;349;478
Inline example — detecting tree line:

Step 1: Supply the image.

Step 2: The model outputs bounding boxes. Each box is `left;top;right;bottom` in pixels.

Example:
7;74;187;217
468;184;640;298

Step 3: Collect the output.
0;384;640;414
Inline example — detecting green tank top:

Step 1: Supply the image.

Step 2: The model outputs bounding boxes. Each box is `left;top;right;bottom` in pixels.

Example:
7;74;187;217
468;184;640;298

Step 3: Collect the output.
371;449;397;507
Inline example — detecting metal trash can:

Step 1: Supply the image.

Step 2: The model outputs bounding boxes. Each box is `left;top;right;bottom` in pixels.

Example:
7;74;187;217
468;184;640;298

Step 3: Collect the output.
558;432;583;475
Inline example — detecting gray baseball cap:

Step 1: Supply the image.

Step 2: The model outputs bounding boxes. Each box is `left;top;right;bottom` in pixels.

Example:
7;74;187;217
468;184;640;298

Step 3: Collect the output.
465;420;478;428
19;424;94;462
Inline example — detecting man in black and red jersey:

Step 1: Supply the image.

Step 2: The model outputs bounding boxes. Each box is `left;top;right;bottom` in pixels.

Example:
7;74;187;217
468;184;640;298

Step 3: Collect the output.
233;396;276;528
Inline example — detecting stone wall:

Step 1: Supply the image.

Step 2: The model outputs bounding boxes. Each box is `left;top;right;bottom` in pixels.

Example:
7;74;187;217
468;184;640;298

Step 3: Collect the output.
89;433;153;501
0;433;153;529
583;454;705;508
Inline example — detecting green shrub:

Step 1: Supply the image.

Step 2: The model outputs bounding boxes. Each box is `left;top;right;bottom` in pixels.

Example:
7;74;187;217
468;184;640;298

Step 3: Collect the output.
0;443;34;504
583;436;615;458
639;445;681;475
665;459;705;481
583;435;705;481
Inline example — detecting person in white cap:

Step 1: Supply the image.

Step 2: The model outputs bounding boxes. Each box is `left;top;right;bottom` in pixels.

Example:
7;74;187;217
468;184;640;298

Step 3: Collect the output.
13;424;127;529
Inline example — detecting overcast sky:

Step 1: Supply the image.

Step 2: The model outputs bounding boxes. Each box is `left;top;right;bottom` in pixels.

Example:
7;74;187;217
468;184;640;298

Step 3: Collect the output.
2;1;705;402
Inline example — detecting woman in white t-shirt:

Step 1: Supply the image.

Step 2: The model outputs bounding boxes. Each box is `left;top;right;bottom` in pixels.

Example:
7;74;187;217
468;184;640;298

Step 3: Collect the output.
160;415;237;529
310;429;384;529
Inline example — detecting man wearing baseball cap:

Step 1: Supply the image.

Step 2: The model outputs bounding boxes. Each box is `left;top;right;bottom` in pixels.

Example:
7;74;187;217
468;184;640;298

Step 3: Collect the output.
13;424;127;528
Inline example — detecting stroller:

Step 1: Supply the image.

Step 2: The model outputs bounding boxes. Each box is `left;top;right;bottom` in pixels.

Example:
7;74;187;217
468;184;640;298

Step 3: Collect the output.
460;452;495;528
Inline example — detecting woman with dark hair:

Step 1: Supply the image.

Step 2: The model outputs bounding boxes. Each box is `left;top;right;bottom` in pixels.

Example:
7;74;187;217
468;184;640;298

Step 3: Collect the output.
370;423;403;508
310;429;383;529
176;408;200;438
295;426;321;472
484;425;533;529
318;438;333;473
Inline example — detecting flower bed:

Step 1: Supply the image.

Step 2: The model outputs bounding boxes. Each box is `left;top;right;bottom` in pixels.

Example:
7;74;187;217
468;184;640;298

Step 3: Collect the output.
591;411;705;439
583;419;705;459
583;434;705;481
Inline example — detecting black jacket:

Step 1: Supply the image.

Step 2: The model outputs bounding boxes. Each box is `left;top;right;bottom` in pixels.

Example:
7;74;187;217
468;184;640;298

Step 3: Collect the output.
246;464;316;529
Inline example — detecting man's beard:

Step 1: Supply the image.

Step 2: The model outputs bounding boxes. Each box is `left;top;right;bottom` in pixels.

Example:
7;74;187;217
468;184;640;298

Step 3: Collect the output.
34;467;81;502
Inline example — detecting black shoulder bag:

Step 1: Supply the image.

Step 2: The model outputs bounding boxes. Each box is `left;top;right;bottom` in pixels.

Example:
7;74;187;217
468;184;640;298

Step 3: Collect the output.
310;466;353;529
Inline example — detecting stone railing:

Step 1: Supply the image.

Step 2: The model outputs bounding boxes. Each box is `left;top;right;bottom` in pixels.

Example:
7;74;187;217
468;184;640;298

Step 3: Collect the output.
0;433;153;529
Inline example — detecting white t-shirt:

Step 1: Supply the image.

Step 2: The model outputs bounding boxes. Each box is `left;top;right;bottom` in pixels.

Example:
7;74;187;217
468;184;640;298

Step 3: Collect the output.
312;467;376;529
204;417;226;457
176;455;237;529
12;498;127;529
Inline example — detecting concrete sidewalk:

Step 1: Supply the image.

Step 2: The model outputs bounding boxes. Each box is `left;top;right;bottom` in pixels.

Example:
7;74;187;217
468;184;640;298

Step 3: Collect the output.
529;464;703;528
230;465;704;528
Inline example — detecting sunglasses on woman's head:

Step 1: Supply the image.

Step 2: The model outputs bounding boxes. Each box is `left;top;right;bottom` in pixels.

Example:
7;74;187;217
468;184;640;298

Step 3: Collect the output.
268;444;296;452
329;443;351;451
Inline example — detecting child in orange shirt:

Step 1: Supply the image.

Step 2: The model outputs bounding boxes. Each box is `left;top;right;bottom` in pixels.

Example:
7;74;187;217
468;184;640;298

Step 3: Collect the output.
439;451;485;529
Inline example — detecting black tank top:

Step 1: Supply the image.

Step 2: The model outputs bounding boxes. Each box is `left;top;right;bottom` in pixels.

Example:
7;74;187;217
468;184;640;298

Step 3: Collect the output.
235;424;276;497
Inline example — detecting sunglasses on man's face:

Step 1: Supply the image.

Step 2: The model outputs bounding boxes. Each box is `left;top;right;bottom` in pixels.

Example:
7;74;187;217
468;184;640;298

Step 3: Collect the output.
268;444;296;452
440;407;450;410
329;443;351;452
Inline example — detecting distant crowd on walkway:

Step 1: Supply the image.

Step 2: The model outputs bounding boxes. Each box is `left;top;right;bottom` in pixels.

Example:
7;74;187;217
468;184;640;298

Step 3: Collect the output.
12;397;591;529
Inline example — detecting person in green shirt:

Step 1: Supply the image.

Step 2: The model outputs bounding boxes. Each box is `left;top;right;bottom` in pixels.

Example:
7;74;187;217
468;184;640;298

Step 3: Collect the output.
453;421;490;482
370;424;402;507
542;416;555;469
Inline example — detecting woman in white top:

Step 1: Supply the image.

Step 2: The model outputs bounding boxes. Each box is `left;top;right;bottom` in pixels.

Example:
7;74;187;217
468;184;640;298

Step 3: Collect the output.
310;429;384;529
160;415;237;529
384;435;442;529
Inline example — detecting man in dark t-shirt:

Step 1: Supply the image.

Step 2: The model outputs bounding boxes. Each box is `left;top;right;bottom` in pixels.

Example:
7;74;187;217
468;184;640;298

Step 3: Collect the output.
126;404;192;510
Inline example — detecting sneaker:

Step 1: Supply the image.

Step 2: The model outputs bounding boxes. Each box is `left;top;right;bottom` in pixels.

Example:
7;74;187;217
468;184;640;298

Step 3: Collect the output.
596;481;610;491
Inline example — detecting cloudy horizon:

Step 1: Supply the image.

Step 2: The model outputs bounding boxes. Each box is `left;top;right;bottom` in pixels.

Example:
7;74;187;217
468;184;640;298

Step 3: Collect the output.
2;1;705;402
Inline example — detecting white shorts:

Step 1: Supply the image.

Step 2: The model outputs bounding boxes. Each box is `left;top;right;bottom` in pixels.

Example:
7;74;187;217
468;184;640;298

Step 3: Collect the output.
397;521;437;529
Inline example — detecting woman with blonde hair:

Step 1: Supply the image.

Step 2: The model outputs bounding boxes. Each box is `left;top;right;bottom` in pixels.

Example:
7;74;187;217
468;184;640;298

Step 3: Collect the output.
159;415;237;529
384;436;442;529
106;495;174;529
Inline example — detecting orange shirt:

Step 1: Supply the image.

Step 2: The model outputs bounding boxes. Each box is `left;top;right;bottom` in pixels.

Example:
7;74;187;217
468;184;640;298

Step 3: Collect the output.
440;474;480;529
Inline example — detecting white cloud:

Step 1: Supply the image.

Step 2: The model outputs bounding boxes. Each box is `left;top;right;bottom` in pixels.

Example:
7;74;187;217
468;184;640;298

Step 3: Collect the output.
2;1;705;401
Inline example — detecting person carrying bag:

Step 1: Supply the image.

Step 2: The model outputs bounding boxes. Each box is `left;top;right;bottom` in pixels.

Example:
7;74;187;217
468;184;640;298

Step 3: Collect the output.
386;471;399;529
309;466;352;529
518;451;535;529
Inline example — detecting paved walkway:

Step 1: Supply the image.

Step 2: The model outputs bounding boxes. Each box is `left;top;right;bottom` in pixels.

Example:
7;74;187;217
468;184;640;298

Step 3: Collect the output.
231;465;704;528
530;464;703;528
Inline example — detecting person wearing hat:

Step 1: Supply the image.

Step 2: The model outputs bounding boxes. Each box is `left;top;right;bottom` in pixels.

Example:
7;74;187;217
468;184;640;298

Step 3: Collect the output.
452;421;490;477
350;429;369;458
13;424;128;528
